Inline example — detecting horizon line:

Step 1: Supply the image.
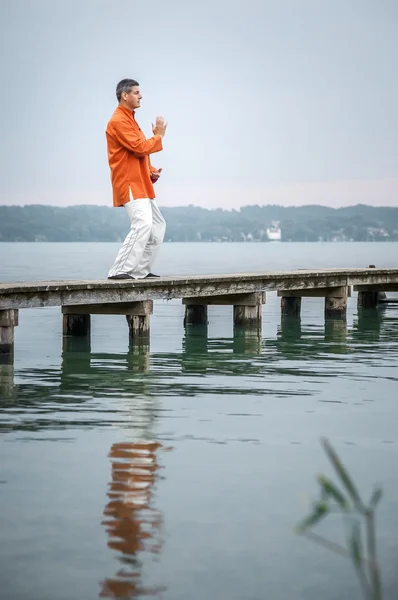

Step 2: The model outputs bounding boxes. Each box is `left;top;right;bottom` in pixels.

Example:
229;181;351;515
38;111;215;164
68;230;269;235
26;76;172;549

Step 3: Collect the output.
1;202;397;211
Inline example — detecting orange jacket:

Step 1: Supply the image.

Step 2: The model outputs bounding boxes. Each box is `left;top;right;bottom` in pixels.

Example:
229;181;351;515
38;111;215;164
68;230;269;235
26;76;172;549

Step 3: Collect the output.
106;105;163;207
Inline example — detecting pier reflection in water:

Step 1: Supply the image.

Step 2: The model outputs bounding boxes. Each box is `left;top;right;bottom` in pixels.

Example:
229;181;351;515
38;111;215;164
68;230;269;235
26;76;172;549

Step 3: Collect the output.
1;307;398;422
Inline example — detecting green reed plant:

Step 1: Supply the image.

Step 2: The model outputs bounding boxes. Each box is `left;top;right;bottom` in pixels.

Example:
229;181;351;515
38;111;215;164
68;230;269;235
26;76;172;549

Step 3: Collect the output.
296;438;383;600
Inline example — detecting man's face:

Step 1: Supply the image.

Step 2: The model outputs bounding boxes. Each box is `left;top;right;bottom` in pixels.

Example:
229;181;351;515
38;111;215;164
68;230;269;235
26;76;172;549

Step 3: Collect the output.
123;86;142;110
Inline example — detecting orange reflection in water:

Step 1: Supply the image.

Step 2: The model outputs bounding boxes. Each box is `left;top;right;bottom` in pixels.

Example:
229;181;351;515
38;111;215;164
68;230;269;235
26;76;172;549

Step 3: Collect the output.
99;441;164;598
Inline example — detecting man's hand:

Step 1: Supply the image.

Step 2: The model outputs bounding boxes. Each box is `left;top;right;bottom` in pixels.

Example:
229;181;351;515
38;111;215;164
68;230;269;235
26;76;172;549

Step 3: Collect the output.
152;116;168;138
150;167;162;183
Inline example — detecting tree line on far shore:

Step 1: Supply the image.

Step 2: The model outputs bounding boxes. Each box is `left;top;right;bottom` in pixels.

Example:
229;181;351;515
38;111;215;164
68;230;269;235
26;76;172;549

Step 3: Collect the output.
1;203;398;242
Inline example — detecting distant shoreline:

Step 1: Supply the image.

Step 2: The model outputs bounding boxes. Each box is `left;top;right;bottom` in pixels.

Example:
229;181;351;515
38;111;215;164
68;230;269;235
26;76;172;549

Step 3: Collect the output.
1;240;398;244
1;204;398;243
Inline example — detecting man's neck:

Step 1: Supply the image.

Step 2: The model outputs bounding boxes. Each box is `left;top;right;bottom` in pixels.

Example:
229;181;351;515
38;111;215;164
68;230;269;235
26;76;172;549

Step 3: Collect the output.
119;101;134;113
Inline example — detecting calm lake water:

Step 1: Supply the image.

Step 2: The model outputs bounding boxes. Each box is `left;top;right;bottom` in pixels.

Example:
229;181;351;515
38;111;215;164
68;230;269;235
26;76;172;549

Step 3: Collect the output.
1;242;398;600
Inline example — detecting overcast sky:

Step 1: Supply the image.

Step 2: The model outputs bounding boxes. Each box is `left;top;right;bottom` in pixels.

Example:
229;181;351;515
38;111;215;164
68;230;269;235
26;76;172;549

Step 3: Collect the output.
0;0;397;209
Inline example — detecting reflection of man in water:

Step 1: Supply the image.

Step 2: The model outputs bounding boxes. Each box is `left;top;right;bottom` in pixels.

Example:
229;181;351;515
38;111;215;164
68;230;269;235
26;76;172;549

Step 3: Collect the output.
100;441;163;598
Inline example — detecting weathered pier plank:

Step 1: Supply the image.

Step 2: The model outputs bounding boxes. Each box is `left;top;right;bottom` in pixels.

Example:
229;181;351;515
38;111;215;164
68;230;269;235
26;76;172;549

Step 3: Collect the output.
1;268;398;360
1;268;398;309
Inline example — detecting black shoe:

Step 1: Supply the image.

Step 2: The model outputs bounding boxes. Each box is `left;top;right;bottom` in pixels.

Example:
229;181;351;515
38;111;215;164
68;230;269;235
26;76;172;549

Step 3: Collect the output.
108;274;134;280
145;273;160;278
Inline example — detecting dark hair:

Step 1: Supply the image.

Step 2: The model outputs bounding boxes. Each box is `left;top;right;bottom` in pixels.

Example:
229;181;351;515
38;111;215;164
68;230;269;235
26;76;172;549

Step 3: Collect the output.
116;79;139;102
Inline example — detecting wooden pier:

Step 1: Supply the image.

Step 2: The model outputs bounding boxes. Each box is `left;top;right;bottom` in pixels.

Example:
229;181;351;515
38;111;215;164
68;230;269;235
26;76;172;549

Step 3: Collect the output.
1;267;398;362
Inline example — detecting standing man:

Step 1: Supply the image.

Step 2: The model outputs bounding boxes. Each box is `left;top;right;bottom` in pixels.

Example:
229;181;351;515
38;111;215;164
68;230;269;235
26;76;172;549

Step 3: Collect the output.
106;79;168;280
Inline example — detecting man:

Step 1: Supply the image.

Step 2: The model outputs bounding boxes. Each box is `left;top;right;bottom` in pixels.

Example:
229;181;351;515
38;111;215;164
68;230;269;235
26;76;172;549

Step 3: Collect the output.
106;78;168;280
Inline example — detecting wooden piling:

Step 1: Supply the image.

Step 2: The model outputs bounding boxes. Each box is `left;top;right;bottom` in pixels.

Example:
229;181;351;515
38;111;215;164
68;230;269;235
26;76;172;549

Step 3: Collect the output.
357;291;379;309
324;287;348;319
126;314;150;339
233;304;262;328
183;305;208;326
0;309;18;360
280;296;302;317
324;296;347;319
62;314;91;337
125;302;153;340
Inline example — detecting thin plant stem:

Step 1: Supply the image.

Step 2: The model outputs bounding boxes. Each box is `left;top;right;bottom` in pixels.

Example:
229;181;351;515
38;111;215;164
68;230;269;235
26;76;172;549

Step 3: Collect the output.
356;565;372;600
366;511;382;600
342;515;371;600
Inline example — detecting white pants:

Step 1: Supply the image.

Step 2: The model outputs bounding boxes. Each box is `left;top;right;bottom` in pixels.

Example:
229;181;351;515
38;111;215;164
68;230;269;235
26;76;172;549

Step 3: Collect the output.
108;197;166;279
